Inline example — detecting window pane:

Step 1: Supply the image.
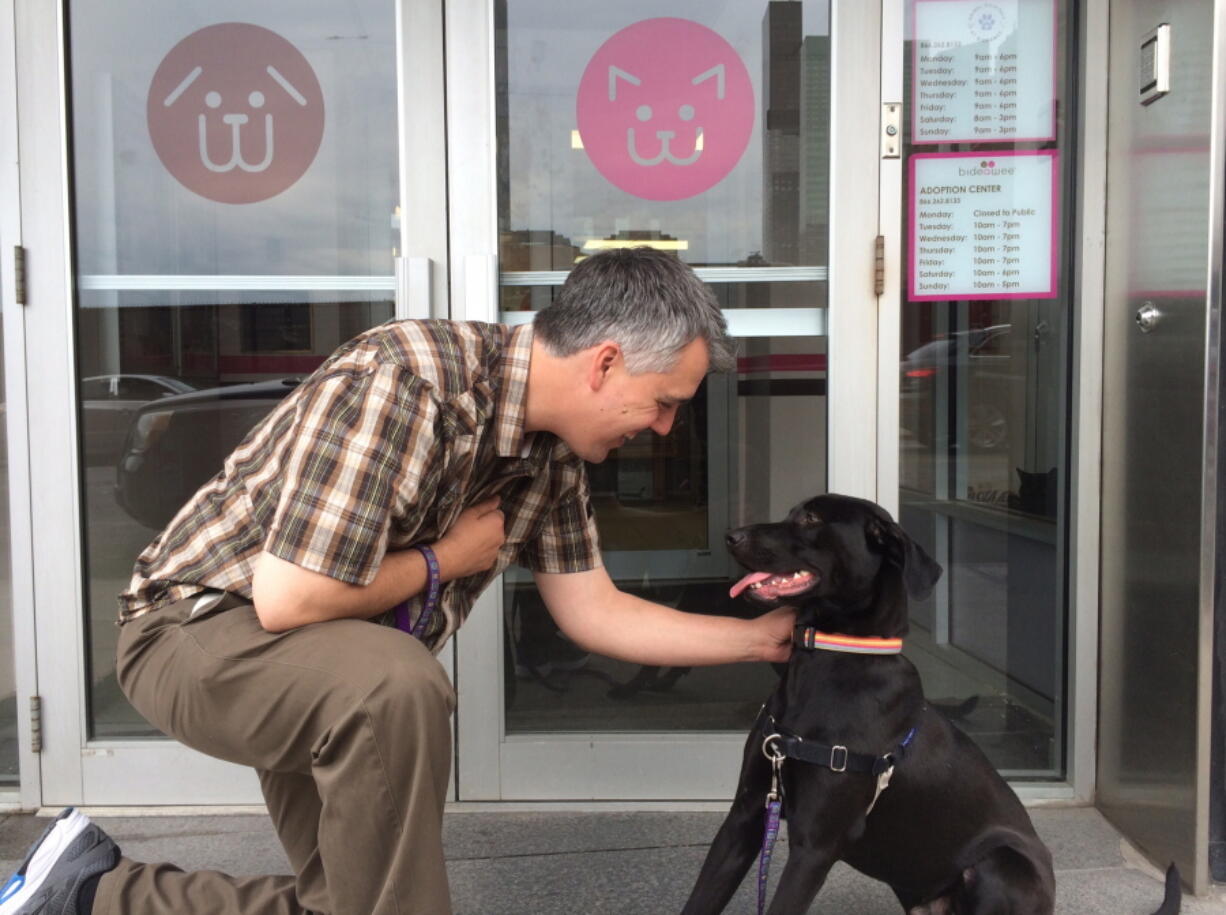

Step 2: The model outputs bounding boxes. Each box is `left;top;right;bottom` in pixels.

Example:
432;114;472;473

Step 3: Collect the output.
67;1;399;738
497;0;830;271
497;0;831;735
898;0;1072;777
504;312;827;734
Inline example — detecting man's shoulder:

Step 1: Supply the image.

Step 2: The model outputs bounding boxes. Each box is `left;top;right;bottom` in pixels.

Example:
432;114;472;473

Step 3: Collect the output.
357;320;507;397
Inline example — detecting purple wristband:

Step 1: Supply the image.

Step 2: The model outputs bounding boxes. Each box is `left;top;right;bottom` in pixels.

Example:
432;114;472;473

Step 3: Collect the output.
393;544;441;640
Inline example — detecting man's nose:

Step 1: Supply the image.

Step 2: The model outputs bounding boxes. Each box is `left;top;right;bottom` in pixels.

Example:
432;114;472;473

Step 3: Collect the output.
650;406;679;436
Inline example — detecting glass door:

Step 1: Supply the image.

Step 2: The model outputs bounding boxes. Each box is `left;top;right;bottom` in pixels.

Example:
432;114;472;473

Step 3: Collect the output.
455;0;883;800
885;0;1079;790
27;0;446;804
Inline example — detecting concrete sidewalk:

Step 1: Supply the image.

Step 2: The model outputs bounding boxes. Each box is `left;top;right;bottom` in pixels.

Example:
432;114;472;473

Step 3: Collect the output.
0;805;1222;913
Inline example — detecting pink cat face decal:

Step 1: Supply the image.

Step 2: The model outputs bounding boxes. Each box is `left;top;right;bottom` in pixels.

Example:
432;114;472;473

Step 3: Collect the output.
576;18;755;201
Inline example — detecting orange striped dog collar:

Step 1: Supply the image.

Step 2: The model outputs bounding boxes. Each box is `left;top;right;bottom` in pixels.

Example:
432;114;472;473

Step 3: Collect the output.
793;627;903;655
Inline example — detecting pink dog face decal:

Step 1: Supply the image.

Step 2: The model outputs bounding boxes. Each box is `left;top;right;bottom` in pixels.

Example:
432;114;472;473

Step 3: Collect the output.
576;18;755;201
147;23;325;205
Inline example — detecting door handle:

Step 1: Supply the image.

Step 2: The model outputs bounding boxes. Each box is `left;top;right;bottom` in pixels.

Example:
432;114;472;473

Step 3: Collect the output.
1135;302;1162;333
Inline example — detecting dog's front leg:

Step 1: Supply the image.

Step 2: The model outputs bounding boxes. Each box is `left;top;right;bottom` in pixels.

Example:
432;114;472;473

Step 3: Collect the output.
680;728;772;914
765;842;838;914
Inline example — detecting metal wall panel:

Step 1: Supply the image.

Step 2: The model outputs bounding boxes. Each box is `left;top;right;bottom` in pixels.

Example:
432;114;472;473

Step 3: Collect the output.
1203;0;1226;884
1098;0;1218;892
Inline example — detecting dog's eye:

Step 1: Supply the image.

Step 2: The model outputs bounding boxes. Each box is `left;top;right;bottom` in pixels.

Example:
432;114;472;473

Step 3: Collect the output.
801;511;823;526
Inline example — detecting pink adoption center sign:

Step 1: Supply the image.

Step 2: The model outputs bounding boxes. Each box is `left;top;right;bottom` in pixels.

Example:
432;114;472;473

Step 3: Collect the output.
909;150;1058;301
147;23;325;205
576;18;755;201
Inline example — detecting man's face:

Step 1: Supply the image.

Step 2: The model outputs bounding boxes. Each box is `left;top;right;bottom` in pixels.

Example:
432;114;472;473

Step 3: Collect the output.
575;337;711;463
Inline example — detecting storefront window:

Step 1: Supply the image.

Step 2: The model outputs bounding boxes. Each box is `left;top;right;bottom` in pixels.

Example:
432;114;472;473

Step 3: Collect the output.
898;0;1072;777
497;0;831;734
67;2;398;737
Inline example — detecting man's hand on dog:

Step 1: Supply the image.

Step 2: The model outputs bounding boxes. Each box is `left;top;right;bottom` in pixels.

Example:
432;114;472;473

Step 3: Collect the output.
754;605;796;662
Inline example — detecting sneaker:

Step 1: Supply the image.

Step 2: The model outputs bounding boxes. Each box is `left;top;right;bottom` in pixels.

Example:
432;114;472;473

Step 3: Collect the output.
0;808;119;914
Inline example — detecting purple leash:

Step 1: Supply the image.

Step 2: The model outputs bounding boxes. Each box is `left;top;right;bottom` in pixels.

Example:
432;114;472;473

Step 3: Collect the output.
393;545;440;640
758;734;786;914
758;797;783;914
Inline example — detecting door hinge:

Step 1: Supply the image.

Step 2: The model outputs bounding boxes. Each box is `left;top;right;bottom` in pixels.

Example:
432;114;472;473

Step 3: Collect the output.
13;246;26;306
30;695;42;753
874;235;886;296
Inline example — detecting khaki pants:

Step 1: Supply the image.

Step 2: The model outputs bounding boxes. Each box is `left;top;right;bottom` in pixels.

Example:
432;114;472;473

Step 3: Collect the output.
96;596;456;915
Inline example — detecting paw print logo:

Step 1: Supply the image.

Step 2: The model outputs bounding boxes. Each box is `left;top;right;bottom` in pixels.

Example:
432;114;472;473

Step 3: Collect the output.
966;4;1008;43
576;18;755;201
147;23;325;204
981;160;996;169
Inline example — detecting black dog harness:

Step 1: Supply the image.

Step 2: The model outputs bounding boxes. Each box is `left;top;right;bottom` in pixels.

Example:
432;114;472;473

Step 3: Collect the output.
753;628;922;914
763;713;917;778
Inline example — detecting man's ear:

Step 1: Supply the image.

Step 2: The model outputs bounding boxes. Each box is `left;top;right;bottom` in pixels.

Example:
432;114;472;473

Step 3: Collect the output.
587;342;622;391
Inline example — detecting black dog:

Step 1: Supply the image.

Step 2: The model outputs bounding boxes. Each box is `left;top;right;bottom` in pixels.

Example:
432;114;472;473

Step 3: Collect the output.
682;493;1180;915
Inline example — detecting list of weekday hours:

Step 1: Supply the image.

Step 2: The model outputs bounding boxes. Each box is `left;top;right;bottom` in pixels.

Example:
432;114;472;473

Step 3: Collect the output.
913;0;1056;143
909;151;1058;300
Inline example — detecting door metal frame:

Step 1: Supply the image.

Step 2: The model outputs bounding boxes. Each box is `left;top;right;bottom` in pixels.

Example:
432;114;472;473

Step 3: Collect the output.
1198;0;1226;892
1191;0;1226;890
1068;0;1109;809
1;0;40;811
876;0;903;518
16;0;89;807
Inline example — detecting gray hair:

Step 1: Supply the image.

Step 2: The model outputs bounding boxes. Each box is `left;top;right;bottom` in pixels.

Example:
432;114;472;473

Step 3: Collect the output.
533;247;737;374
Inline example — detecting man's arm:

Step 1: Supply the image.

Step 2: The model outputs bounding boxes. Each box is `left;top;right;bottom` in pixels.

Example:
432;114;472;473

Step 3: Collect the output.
252;497;506;631
533;566;794;666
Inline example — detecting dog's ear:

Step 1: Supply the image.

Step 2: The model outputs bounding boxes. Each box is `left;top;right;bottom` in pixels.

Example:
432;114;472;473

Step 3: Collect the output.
866;517;943;600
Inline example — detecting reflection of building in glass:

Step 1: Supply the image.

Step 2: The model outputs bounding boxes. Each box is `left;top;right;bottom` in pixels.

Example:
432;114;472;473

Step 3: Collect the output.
76;299;390;388
581;229;684;254
762;1;801;267
499;229;581;272
494;0;511;241
498;229;581;313
762;5;830;274
799;35;830;267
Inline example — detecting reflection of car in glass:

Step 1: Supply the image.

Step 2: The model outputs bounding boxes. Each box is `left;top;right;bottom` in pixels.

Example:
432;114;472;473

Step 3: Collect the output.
80;374;198;466
900;324;1014;451
114;378;302;530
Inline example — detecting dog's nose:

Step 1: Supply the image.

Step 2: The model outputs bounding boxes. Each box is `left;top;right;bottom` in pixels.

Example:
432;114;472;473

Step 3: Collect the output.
725;529;747;550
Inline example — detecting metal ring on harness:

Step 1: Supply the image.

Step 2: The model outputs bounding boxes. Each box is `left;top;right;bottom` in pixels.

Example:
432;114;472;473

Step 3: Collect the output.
762;733;785;762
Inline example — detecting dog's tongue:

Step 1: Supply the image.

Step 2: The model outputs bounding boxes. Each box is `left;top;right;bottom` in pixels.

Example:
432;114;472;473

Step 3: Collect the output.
730;571;773;599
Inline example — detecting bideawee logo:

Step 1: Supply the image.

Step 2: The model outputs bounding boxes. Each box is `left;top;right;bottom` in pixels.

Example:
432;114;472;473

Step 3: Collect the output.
958;159;1016;177
147;23;325;205
576;18;755;201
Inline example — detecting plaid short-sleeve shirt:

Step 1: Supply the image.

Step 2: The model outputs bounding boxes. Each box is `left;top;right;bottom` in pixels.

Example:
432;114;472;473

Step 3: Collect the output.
118;320;602;652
